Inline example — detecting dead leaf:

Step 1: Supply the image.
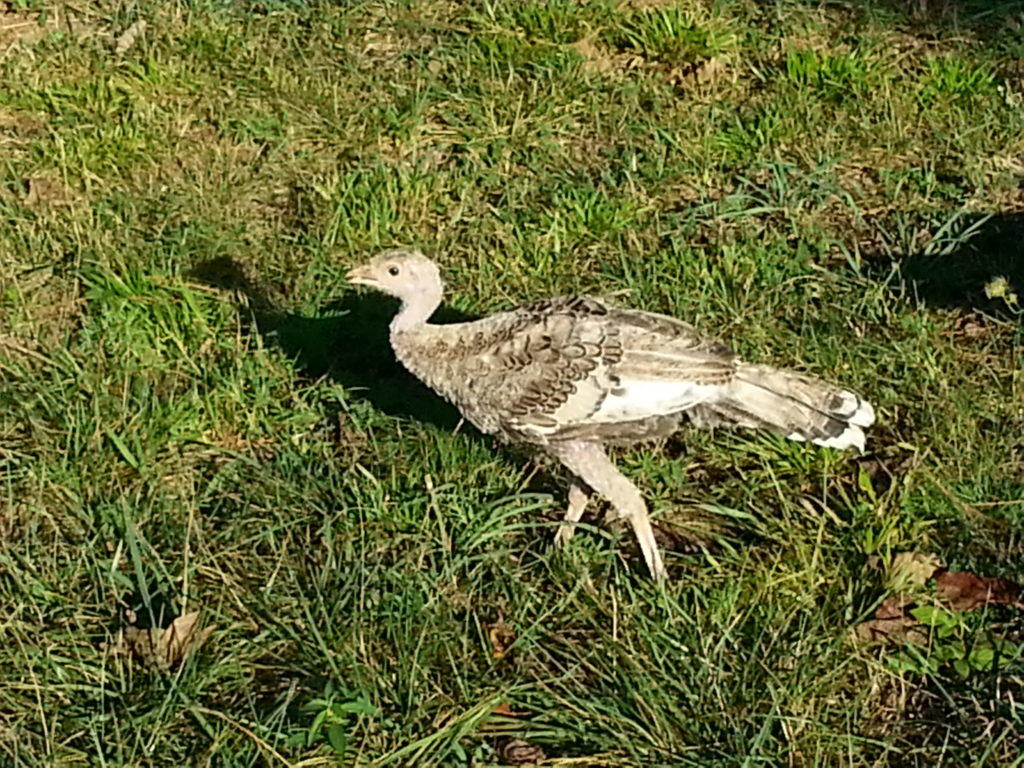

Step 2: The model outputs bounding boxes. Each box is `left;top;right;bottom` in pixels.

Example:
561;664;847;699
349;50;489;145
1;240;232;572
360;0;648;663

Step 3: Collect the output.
854;615;930;646
116;610;212;670
886;552;943;592
853;594;930;645
854;566;1023;645
114;20;146;56
487;620;515;660
875;594;913;620
498;738;546;766
934;570;1024;612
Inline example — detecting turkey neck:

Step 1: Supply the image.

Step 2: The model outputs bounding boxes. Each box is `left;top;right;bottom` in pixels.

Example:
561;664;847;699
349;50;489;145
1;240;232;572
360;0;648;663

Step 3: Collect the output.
389;282;443;335
388;284;471;398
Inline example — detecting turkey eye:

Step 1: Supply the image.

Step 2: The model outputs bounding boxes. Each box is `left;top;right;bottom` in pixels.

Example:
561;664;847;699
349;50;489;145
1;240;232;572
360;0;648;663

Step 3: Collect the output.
388;266;400;276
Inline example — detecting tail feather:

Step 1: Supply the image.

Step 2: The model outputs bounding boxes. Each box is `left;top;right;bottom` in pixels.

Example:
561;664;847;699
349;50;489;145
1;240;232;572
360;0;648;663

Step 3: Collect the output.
690;363;875;451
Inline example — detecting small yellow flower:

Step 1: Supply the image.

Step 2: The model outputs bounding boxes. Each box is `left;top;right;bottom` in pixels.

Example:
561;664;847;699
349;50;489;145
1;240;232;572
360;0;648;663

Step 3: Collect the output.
984;276;1011;299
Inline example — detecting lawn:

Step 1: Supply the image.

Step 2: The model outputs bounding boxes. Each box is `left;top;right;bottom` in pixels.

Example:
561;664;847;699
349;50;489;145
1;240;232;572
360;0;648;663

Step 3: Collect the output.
2;0;1023;765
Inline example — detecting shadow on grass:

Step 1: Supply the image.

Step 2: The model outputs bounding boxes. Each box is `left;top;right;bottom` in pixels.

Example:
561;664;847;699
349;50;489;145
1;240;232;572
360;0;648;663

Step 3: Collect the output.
862;212;1024;762
190;255;478;435
887;213;1024;317
873;212;1024;551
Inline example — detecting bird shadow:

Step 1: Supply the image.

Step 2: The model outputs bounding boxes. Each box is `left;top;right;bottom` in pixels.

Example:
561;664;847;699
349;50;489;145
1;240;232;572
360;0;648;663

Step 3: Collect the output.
189;255;482;436
864;212;1024;557
879;212;1024;318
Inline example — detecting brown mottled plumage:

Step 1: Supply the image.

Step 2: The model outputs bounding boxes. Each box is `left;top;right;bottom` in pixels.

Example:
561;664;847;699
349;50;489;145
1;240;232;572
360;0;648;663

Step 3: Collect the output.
348;249;875;580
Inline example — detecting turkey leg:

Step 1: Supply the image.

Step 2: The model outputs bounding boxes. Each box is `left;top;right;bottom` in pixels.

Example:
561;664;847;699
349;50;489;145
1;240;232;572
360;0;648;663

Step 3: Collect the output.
554;482;589;546
549;441;666;581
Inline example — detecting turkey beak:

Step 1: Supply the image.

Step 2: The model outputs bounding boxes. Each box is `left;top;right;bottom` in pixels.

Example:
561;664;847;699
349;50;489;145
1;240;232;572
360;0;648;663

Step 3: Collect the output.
346;265;378;288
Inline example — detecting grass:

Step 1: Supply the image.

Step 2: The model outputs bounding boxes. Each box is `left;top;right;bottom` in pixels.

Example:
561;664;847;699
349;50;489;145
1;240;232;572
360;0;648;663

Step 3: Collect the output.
2;0;1023;765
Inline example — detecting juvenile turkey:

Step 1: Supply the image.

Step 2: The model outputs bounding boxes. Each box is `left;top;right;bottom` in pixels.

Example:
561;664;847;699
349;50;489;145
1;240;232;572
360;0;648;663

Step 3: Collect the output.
347;249;875;580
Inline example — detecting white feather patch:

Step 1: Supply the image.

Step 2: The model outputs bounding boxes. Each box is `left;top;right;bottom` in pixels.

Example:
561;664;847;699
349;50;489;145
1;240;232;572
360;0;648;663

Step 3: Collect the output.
589;380;715;422
834;390;875;427
789;426;866;451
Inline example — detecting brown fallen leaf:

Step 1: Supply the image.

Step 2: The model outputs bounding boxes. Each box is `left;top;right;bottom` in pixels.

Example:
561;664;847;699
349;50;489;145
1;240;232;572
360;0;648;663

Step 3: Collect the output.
934;570;1024;612
116;610;213;670
497;737;546;766
854;615;930;646
854;566;1024;645
875;594;913;620
853;594;929;645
